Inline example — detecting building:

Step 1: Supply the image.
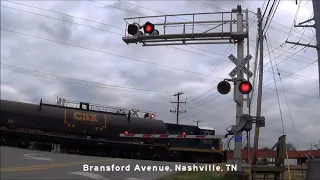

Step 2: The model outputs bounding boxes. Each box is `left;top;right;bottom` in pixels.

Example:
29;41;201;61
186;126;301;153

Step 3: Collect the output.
225;148;320;165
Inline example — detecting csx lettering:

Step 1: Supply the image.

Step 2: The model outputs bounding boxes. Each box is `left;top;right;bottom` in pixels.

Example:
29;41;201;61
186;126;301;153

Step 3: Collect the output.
202;140;212;144
73;112;98;122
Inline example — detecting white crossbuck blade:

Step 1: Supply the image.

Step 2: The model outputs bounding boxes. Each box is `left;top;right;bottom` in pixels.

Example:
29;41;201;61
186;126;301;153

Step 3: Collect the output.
228;54;253;78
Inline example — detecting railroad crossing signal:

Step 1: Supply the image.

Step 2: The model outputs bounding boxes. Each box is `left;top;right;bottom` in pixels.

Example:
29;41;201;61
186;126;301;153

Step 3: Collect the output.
217;80;252;95
127;22;159;36
228;54;253;78
217;81;231;94
238;81;252;94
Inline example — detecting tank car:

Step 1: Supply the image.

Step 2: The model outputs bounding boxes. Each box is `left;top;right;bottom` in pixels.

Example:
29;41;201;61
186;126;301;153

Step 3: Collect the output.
0;99;167;139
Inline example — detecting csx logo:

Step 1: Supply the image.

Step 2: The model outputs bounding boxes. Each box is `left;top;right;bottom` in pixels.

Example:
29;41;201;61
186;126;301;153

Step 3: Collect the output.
202;140;212;144
73;112;98;122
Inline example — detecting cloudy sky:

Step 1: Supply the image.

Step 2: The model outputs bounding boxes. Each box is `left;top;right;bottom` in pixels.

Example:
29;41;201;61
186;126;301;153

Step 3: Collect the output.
1;0;319;150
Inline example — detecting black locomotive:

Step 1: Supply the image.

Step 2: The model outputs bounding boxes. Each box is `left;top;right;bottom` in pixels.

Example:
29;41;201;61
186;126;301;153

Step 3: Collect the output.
0;98;224;163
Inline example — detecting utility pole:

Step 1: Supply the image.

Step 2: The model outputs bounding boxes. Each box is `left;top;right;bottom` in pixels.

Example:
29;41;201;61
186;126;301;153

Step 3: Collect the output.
252;8;263;165
170;92;186;124
285;0;320;97
193;120;203;127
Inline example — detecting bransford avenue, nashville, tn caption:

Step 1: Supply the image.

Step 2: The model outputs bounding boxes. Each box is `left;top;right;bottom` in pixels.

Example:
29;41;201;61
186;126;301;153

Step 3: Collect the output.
83;164;238;172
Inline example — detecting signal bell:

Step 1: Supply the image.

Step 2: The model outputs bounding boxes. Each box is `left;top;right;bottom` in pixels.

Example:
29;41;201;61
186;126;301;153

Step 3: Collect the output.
217;81;231;94
238;81;252;94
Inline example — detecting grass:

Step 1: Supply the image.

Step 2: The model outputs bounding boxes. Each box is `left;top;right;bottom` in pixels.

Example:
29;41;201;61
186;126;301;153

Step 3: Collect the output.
158;171;226;180
158;164;307;180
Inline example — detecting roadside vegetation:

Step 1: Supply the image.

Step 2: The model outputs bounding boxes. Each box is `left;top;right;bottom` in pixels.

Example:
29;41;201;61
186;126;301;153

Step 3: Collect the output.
158;171;226;180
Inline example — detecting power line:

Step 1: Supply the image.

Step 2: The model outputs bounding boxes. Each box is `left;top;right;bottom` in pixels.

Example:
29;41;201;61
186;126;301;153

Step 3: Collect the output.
195;0;315;41
1;63;172;95
0;28;224;80
187;45;235;95
1;1;231;60
265;35;285;135
170;92;186;124
7;0;316;62
263;0;281;34
286;0;303;41
2;3;318;108
3;2;316;74
4;27;316;112
266;33;299;150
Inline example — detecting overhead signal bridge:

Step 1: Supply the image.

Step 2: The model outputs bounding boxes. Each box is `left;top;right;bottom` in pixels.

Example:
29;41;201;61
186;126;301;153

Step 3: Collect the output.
122;9;249;46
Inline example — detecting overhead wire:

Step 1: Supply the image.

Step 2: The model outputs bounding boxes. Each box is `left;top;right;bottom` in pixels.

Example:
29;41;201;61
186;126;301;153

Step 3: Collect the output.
188;45;235;94
187;0;314;111
2;1;316;73
0;63;173;96
266;33;299;150
1;1;229;59
195;0;314;41
286;0;303;41
265;36;285;134
0;3;292;110
3;26;316;115
2;1;318;121
0;28;223;80
261;0;271;21
186;16;258;104
263;0;281;34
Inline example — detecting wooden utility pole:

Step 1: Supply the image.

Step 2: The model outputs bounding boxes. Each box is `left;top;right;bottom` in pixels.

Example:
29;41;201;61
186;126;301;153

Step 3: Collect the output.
193;120;203;127
170;92;186;124
252;8;263;165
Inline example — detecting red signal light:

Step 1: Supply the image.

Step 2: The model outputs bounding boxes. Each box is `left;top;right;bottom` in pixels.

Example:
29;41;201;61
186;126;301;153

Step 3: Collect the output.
124;131;128;134
182;132;186;135
150;113;155;119
143;22;155;34
238;81;252;94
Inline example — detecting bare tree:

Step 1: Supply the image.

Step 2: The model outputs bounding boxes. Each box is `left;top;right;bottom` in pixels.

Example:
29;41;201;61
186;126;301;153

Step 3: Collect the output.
286;143;297;151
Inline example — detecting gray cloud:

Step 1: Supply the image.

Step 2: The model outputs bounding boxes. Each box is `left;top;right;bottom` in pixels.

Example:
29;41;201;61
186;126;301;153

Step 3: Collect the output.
1;0;319;150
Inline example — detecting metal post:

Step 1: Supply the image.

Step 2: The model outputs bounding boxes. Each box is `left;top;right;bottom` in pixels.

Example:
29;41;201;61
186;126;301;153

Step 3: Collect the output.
177;93;180;124
233;7;244;171
246;11;251;165
252;8;263;165
312;0;320;97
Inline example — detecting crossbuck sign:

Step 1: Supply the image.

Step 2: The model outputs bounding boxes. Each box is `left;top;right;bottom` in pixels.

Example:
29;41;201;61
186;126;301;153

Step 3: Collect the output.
228;54;253;78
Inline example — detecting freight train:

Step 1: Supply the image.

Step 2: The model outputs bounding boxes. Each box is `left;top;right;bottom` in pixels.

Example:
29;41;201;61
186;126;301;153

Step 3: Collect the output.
0;98;225;163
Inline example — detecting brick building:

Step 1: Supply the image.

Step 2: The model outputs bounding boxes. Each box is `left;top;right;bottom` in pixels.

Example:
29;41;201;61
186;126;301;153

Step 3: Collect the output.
226;148;320;164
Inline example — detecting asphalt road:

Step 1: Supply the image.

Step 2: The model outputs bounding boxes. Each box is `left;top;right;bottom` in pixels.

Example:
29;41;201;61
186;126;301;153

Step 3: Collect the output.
0;146;195;180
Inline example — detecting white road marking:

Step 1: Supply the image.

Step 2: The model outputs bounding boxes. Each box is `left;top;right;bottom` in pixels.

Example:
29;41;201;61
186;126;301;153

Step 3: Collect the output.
23;154;52;161
69;171;110;180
